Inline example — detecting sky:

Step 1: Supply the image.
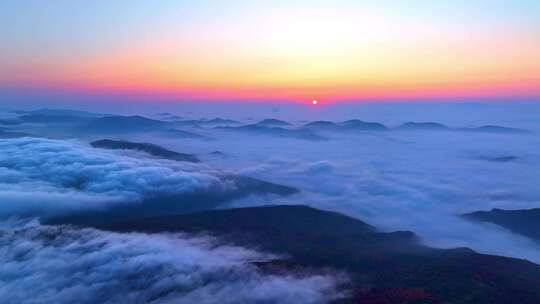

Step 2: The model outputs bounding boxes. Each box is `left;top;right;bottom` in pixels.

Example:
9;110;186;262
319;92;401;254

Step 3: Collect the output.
1;0;539;104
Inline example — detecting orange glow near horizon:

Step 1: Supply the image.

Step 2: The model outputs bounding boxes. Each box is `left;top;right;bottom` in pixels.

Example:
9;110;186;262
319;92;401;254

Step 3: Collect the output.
1;2;539;102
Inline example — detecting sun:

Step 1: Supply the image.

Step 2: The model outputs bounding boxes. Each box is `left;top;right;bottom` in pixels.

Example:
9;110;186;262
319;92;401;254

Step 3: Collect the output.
312;99;319;105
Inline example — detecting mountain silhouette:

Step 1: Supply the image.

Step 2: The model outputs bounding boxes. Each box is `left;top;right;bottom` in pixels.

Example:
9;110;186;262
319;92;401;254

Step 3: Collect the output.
90;139;199;162
464;208;540;242
75;205;540;304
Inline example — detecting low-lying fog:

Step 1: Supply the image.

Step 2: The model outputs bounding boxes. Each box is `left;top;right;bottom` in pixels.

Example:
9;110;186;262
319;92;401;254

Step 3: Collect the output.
154;124;540;262
1;101;539;303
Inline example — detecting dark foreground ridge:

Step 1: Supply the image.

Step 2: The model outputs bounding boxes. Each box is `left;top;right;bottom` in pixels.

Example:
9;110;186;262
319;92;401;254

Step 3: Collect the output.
66;205;540;304
90;139;200;162
464;208;540;242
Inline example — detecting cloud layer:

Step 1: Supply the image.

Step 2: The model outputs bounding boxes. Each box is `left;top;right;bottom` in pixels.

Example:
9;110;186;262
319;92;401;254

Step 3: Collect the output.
0;136;341;303
168;128;540;263
0;223;341;304
1;105;540;303
0;137;293;219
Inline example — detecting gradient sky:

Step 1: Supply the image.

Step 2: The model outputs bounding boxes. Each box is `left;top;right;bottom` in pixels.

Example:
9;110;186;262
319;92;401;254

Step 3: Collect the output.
1;0;539;103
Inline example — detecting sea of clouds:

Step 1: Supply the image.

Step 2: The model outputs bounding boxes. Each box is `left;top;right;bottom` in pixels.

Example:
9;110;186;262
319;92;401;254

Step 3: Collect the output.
1;103;540;302
160;125;540;263
0;137;343;303
0;137;294;219
0;137;224;217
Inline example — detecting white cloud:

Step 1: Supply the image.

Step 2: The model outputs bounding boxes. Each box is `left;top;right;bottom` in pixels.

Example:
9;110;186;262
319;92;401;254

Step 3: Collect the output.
2;107;540;301
178;129;540;263
0;223;342;304
0;137;293;219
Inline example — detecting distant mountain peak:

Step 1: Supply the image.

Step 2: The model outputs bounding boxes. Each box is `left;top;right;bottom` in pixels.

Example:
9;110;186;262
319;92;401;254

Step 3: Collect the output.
304;121;339;128
341;119;388;130
461;125;532;134
397;122;449;130
256;118;291;126
82;115;170;133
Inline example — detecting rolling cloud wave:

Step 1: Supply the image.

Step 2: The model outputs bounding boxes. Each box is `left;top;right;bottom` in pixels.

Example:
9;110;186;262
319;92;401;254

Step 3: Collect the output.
0;223;342;304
